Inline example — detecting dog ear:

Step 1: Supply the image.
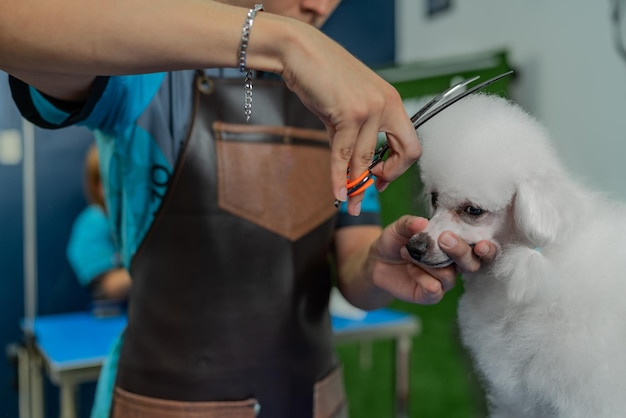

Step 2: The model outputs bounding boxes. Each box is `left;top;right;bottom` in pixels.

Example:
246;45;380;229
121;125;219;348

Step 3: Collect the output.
494;246;553;303
513;177;563;248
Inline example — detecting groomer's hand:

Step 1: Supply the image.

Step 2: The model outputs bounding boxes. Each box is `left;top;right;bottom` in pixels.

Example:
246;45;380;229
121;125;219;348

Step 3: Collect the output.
370;216;497;305
399;230;496;302
271;20;421;215
438;231;497;273
364;216;440;305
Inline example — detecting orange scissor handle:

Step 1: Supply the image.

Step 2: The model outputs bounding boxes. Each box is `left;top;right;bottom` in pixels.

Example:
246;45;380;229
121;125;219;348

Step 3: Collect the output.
347;169;375;197
333;168;376;207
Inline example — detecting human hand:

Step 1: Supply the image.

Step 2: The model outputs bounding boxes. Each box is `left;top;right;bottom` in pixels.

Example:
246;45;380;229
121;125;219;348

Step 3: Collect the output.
275;22;421;215
369;216;496;305
99;268;132;300
435;231;497;274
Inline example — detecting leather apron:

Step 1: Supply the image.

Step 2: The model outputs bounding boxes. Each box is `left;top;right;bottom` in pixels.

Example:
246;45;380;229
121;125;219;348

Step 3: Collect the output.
111;72;347;418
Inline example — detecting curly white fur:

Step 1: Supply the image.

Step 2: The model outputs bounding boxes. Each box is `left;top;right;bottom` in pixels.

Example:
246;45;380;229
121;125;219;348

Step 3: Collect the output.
409;93;626;418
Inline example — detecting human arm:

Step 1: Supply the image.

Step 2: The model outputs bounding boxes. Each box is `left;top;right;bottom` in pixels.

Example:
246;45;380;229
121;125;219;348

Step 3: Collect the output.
335;216;497;310
1;0;420;214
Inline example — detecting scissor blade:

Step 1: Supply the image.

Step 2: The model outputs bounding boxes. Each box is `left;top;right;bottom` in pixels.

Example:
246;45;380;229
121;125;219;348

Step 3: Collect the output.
412;70;514;129
409;75;480;125
364;70;514;173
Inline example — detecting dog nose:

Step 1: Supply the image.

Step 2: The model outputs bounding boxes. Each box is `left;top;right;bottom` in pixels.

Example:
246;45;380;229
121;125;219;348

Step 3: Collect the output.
405;232;434;262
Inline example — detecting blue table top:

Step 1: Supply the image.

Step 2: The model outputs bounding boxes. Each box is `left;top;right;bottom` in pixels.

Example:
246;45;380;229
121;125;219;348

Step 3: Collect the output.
24;312;127;369
330;308;416;332
24;308;417;370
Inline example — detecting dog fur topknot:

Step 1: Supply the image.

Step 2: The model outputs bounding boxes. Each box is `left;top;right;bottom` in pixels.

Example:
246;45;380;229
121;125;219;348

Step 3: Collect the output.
409;93;626;418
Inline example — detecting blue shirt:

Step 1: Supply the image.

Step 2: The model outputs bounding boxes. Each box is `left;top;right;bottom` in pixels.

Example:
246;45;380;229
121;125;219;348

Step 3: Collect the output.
66;204;120;286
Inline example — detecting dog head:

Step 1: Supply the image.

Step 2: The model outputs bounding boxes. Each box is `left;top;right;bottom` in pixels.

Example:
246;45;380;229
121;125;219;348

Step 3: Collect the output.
406;93;570;268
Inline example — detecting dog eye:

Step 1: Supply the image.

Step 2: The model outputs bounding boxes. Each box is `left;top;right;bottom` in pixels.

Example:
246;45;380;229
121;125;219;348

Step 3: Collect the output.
464;206;485;217
431;192;438;208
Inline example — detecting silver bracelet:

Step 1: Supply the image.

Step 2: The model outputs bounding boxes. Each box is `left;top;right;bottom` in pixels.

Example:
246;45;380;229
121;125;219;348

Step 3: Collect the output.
239;3;264;122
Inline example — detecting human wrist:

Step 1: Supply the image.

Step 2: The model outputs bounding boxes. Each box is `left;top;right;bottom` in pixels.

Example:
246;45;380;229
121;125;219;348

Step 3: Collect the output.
241;12;308;77
238;4;264;121
238;4;264;72
349;245;396;309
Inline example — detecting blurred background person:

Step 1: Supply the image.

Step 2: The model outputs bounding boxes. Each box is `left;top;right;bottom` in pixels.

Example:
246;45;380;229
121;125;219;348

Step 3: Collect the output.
67;144;131;314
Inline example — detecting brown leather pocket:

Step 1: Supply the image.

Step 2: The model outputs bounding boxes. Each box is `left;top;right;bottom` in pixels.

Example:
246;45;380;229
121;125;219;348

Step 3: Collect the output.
112;387;258;418
314;366;349;418
213;121;337;241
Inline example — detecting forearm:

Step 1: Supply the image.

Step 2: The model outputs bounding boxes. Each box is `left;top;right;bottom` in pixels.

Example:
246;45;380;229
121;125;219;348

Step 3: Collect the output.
335;226;395;311
3;0;241;73
1;0;300;98
337;245;395;311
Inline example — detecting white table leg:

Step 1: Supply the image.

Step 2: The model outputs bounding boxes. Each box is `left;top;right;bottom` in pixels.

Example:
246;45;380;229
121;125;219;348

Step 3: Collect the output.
18;343;45;418
17;345;31;418
30;349;44;418
60;382;77;418
395;335;412;418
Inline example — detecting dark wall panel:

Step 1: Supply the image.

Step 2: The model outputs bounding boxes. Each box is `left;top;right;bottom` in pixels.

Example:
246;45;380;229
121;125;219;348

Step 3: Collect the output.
323;0;395;68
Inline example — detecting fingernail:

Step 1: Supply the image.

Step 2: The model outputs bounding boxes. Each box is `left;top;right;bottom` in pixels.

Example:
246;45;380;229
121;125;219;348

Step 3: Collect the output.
338;187;348;202
476;244;489;256
440;233;457;249
350;201;361;217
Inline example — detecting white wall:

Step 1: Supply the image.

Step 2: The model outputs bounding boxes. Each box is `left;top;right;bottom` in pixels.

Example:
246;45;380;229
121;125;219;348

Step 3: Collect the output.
397;0;626;198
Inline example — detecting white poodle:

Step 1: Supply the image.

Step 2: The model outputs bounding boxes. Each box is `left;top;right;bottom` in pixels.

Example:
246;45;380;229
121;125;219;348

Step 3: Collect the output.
405;93;626;418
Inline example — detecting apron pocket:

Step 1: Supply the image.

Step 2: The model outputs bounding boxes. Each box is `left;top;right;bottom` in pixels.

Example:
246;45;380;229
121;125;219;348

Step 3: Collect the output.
213;121;337;241
112;387;258;418
314;366;349;418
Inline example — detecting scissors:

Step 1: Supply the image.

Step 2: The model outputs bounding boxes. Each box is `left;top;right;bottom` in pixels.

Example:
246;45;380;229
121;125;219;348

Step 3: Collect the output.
334;70;515;207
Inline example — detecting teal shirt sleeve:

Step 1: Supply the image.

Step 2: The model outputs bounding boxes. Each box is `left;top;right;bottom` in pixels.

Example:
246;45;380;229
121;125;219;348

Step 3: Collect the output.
9;73;165;136
66;205;120;286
